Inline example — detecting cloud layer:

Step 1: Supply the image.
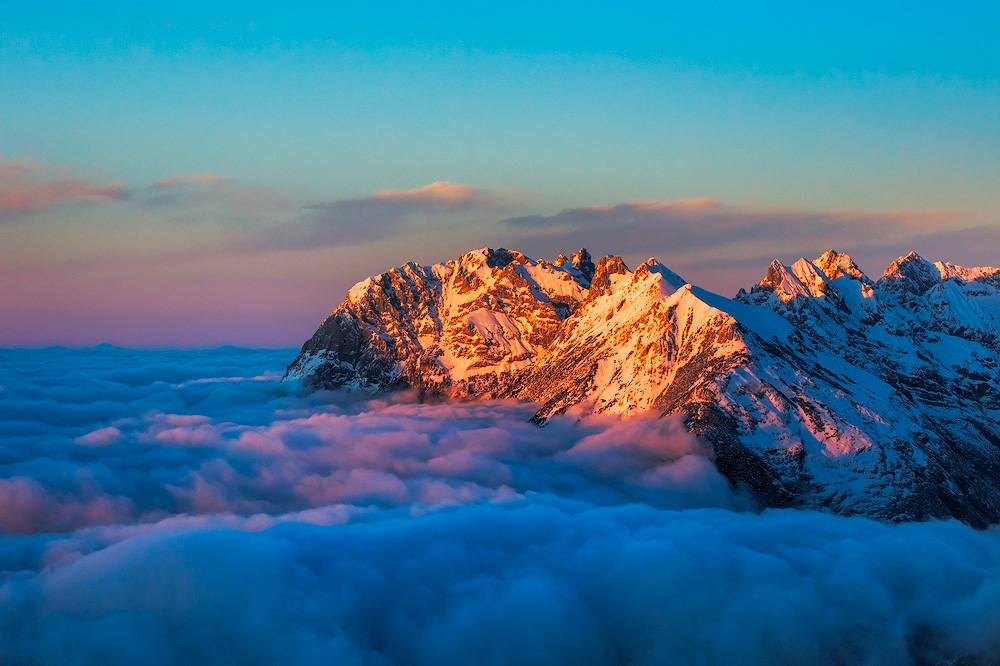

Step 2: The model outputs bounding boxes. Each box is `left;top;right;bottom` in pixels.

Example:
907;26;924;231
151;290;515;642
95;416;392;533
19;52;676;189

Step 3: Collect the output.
0;348;736;536
3;347;1000;664
7;501;1000;666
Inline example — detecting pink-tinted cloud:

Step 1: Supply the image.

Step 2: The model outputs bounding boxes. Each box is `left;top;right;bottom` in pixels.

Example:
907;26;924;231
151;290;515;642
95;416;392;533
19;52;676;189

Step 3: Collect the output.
0;157;131;221
258;181;501;250
75;426;124;447
0;347;739;536
0;476;136;534
370;181;490;208
594;197;723;214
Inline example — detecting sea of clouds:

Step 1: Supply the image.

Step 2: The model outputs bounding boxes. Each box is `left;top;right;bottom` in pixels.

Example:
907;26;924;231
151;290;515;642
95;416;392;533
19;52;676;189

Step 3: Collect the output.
2;347;1000;665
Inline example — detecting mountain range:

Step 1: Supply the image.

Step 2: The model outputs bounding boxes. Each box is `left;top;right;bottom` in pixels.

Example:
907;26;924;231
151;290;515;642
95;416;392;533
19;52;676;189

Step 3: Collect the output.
284;247;1000;526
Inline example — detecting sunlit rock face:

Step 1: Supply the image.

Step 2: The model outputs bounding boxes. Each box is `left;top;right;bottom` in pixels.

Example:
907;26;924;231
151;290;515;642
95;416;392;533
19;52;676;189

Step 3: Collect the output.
285;247;594;395
287;248;1000;527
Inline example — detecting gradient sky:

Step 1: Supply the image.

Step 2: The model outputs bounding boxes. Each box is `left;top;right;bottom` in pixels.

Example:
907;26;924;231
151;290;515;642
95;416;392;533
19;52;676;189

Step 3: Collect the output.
2;2;999;346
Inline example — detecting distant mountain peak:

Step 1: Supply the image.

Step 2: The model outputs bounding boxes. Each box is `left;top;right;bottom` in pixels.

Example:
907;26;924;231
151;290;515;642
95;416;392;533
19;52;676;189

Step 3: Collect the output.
935;260;1000;283
757;259;810;301
878;251;940;294
813;250;871;283
635;258;687;295
586;255;631;299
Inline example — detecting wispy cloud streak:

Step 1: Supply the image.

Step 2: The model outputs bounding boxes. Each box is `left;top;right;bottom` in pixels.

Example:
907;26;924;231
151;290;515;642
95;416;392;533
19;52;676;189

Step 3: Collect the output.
261;181;498;249
505;199;970;255
0;157;130;221
502;199;977;292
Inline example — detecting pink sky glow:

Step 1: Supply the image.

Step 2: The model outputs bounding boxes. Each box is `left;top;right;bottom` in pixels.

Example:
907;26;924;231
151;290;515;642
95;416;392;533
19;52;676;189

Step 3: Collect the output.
1;162;997;347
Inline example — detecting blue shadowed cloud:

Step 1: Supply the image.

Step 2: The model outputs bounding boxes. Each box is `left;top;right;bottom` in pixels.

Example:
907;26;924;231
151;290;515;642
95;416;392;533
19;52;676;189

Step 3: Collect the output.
2;348;1000;664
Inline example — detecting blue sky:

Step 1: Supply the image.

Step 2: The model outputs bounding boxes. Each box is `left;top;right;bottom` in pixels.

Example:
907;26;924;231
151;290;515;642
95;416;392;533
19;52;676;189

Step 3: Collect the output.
2;2;999;345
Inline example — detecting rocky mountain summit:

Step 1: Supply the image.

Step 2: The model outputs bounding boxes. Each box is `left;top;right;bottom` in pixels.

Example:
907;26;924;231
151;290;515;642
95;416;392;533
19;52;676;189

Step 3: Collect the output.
285;247;1000;526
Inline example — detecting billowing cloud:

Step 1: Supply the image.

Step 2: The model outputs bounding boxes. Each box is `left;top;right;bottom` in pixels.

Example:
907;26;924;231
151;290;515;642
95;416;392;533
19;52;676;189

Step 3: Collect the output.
0;348;737;535
0;157;131;221
3;347;1000;664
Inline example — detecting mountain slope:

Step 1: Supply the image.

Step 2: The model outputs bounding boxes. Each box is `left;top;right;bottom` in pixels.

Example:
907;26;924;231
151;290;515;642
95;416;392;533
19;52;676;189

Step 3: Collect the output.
285;247;1000;525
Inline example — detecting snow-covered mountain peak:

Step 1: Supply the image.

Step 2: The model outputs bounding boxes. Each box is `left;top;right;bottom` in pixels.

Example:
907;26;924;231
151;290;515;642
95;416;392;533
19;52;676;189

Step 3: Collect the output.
634;258;687;297
586;255;631;299
790;258;834;298
878;251;940;294
755;259;815;302
935;260;1000;283
813;250;871;283
288;245;1000;526
554;248;596;284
